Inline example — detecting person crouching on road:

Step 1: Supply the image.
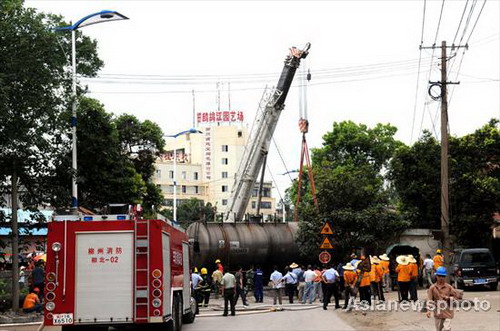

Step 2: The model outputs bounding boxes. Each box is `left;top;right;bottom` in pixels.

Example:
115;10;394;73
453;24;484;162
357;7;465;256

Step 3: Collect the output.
322;264;340;310
221;266;237;316
396;255;413;302
23;288;42;313
426;267;463;331
200;268;212;307
342;263;358;309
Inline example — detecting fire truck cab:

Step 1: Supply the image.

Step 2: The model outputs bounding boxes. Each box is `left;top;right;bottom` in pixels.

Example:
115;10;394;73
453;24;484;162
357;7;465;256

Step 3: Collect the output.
41;205;196;331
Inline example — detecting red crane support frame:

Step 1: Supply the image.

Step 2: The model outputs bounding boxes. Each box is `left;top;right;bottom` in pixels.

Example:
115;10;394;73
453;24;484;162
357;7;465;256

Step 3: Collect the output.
294;119;318;222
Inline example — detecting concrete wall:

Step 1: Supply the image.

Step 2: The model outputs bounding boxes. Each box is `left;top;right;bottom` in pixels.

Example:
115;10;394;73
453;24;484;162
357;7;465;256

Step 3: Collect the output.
398;228;441;258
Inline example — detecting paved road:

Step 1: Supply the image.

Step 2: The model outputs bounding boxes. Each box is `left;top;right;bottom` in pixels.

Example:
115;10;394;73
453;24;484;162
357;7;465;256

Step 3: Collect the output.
184;306;353;331
3;288;498;331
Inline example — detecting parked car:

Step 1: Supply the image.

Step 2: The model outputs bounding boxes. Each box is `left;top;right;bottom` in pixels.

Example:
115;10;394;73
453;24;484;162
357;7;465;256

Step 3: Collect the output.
450;248;498;290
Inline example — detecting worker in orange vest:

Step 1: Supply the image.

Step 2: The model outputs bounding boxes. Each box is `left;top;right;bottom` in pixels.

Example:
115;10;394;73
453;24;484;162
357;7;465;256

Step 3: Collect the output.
408;255;419;301
370;256;385;302
342;263;358;309
433;249;444;270
396;255;414;302
356;257;372;306
23;287;42;313
379;253;391;293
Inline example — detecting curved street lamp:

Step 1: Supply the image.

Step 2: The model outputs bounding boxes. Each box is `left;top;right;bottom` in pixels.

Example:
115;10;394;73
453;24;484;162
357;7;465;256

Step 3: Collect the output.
164;129;203;223
57;11;128;213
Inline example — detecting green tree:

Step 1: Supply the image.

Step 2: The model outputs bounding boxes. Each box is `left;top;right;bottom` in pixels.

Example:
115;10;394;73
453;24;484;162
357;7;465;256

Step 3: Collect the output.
159;198;215;229
114;114;165;213
389;131;441;228
293;121;409;259
390;120;500;247
48;98;146;209
0;0;102;310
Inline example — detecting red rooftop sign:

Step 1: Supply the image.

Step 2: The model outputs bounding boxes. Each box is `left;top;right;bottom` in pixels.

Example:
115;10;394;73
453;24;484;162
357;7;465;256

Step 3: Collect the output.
197;111;244;124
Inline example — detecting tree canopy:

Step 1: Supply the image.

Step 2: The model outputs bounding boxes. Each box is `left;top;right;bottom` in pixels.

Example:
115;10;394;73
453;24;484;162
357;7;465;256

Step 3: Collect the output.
390;119;500;247
293;121;409;259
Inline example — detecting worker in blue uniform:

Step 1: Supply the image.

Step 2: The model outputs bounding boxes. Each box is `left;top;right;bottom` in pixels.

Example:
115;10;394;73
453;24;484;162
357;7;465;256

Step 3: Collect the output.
253;265;264;303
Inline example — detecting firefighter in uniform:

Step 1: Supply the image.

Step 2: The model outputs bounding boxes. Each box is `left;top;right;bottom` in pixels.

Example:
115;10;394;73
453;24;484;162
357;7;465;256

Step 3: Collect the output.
200;267;212;307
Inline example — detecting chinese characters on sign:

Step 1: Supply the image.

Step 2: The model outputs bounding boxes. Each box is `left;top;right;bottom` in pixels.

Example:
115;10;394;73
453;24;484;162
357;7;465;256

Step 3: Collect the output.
88;246;122;264
204;127;212;180
197;111;244;124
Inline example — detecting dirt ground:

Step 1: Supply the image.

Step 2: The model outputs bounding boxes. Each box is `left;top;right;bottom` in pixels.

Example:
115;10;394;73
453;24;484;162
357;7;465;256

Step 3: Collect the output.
336;288;500;331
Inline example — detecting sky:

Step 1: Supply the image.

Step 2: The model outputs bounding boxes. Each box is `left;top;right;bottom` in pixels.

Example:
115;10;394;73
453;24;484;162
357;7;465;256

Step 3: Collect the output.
26;0;500;202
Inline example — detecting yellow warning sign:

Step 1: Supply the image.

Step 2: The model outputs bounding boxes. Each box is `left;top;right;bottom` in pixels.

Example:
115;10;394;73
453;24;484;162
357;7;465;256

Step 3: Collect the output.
320;222;333;235
320;237;334;249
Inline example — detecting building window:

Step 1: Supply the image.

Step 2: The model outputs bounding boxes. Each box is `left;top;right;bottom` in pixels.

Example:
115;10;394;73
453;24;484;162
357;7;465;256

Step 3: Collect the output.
181;171;187;180
182;185;186;193
260;201;272;209
222;145;229;152
222;171;228;178
194;172;199;180
169;170;174;179
195;186;199;194
222;158;228;165
222;199;228;206
155;169;161;179
222;185;228;192
238;130;242;138
251;201;256;209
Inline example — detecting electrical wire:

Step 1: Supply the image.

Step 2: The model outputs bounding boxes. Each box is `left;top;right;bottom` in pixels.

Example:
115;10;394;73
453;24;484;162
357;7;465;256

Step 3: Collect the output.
410;0;428;143
433;0;446;44
465;0;488;45
452;0;469;46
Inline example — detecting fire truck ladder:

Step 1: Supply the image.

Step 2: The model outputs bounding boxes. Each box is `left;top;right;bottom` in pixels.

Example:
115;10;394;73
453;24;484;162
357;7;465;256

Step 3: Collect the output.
134;218;150;322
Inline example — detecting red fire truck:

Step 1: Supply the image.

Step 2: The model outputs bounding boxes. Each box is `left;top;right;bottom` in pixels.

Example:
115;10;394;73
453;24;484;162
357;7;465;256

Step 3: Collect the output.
40;204;196;331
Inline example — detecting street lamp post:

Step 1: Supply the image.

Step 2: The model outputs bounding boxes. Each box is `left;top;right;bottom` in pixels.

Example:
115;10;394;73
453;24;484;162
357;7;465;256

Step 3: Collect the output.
164;128;202;223
57;10;128;213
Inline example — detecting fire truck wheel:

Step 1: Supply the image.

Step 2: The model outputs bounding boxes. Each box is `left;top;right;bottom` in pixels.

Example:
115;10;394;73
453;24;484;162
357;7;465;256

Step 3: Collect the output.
167;293;182;331
182;296;196;324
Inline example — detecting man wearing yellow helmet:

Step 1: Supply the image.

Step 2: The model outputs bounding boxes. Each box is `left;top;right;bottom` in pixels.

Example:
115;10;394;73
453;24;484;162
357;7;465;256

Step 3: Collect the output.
200;267;212;307
215;259;224;273
433;249;444;271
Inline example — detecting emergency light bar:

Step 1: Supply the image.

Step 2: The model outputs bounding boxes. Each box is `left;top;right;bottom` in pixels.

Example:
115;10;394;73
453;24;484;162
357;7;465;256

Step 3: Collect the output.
52;214;131;222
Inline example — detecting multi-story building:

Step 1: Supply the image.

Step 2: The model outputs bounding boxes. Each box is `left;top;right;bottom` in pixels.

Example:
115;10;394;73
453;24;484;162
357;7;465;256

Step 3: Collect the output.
154;111;276;219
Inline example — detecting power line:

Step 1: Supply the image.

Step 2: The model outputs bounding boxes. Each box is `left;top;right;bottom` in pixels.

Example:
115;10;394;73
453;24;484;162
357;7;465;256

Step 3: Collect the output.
465;0;487;45
452;0;469;46
411;0;428;143
433;0;446;44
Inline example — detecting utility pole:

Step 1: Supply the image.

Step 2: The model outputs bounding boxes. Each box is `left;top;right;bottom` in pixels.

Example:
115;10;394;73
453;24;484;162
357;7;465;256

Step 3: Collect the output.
439;40;452;272
422;40;466;275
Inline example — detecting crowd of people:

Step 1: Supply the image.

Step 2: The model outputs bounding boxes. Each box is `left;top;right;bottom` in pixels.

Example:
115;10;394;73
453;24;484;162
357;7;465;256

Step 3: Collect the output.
191;249;461;331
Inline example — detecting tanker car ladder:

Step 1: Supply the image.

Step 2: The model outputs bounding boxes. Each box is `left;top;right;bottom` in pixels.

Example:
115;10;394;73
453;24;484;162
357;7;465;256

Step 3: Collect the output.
134;218;150;322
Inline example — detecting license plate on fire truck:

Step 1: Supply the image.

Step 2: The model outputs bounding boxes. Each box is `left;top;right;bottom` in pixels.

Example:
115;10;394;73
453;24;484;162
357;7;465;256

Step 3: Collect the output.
52;313;74;325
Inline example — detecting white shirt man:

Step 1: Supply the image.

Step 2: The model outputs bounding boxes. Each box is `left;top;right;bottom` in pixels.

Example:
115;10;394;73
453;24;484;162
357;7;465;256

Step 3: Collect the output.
304;268;317;283
270;269;284;288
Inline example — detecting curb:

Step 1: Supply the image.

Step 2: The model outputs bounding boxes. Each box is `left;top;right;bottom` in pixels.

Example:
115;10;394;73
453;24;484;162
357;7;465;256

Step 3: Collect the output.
0;321;42;327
